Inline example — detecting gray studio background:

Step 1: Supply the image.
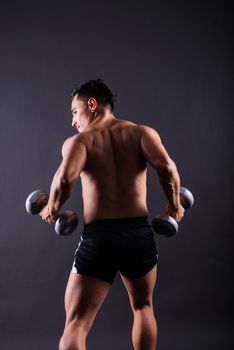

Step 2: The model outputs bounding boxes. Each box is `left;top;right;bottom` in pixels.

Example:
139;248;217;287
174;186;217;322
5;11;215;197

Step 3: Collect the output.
0;0;233;349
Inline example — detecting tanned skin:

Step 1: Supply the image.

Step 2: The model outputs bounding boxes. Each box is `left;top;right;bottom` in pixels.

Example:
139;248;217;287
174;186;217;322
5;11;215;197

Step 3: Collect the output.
38;94;184;350
39;95;184;225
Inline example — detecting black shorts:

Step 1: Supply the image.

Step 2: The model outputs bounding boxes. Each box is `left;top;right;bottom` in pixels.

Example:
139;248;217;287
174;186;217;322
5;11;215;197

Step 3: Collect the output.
72;216;158;284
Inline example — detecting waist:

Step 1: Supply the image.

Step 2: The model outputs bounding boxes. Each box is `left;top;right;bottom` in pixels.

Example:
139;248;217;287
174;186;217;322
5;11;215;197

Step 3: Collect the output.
83;216;150;232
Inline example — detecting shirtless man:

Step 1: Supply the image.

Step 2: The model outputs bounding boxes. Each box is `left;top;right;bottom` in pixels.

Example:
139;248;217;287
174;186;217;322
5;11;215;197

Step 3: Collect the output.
39;79;184;350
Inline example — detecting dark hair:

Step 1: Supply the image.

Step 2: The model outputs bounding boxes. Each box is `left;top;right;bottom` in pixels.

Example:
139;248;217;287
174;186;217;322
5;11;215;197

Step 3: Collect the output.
71;79;117;112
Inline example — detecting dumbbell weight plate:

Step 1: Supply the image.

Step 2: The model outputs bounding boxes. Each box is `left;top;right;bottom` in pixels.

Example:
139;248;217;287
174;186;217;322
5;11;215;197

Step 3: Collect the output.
180;187;194;210
55;210;79;236
25;190;49;215
151;215;178;237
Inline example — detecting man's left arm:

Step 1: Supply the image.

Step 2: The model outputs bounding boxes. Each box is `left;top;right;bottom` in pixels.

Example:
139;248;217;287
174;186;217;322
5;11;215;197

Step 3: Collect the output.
39;136;87;223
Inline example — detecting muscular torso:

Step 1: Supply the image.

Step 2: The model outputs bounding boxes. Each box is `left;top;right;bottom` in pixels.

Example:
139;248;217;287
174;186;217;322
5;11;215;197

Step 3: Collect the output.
78;119;149;224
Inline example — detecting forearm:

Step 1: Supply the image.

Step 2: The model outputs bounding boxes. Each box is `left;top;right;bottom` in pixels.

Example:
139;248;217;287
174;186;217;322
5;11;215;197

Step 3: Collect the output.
157;161;181;210
47;171;74;213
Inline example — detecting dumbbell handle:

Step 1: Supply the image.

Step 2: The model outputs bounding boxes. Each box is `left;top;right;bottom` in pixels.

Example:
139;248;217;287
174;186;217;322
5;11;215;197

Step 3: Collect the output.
151;187;194;237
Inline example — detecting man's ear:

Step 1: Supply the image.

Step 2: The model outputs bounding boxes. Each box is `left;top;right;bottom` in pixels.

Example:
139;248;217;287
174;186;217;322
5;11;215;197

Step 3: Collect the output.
88;97;98;110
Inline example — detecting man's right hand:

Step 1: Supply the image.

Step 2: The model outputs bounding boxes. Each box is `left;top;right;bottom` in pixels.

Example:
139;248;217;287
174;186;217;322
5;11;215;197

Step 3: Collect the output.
165;204;185;222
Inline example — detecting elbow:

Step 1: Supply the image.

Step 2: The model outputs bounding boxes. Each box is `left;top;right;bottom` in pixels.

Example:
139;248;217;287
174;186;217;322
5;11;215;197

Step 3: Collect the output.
166;159;178;174
60;176;71;187
157;160;178;179
55;171;74;188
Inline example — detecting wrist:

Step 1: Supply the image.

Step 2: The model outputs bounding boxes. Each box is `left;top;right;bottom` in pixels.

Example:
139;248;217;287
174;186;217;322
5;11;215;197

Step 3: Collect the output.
48;200;60;213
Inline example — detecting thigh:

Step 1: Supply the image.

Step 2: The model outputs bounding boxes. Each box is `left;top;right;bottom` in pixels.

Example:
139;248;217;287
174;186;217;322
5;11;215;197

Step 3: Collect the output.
63;270;111;331
72;233;118;284
120;264;157;311
118;224;158;280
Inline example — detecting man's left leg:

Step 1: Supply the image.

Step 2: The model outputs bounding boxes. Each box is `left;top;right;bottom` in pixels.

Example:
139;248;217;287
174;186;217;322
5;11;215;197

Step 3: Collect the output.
59;271;111;350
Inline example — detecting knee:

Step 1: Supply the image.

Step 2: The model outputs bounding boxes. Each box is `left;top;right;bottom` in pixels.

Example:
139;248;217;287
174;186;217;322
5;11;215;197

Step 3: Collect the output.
132;300;153;313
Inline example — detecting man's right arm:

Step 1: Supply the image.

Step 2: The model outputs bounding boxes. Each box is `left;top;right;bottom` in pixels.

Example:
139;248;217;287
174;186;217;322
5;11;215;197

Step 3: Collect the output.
140;125;184;221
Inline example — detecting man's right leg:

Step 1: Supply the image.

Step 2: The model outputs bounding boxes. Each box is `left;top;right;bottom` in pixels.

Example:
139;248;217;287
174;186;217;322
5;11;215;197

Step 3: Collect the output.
120;265;158;350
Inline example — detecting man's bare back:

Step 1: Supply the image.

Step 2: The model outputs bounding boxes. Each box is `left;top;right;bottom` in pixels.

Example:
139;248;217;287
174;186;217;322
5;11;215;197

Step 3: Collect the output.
37;80;185;350
40;79;183;227
78;120;149;224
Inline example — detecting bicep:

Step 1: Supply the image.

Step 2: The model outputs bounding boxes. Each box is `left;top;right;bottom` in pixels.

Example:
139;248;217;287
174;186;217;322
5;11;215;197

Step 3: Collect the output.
58;137;87;183
140;127;174;172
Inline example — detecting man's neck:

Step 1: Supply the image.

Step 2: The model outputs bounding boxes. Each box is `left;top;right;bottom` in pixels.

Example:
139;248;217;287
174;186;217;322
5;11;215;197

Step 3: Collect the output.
87;110;116;130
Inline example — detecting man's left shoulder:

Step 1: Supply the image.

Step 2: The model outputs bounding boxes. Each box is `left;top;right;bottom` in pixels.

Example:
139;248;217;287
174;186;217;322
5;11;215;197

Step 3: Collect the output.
62;134;86;156
65;134;86;145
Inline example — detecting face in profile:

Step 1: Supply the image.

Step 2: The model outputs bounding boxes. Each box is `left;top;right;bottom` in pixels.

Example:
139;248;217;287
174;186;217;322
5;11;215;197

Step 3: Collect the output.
71;95;98;133
71;96;87;132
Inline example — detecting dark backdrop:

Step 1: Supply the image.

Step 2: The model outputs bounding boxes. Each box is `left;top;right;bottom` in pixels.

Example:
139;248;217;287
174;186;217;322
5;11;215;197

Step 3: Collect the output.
0;0;233;349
